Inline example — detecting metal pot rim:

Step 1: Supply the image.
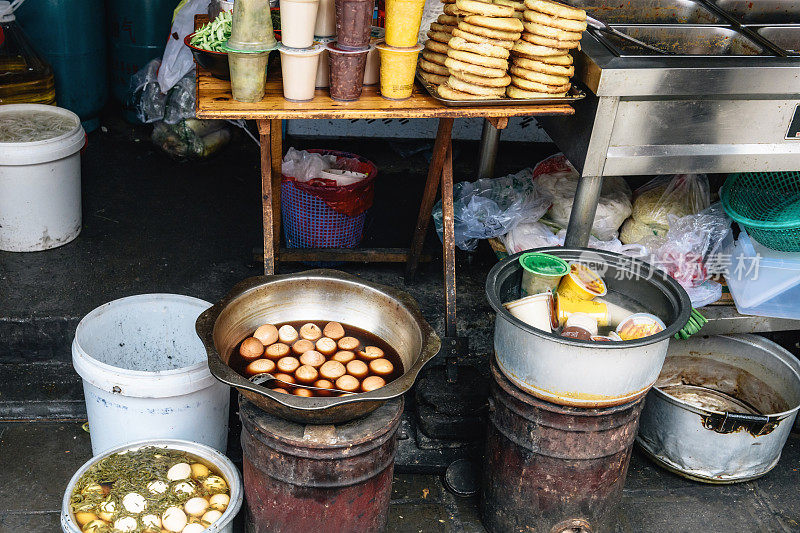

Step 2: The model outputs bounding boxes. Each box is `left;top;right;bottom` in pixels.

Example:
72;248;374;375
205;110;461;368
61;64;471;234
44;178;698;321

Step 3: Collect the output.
196;269;441;413
650;334;800;420
486;247;692;349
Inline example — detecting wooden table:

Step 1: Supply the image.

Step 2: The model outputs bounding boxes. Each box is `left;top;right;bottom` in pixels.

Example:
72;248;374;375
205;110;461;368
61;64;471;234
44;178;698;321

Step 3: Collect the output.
195;58;574;340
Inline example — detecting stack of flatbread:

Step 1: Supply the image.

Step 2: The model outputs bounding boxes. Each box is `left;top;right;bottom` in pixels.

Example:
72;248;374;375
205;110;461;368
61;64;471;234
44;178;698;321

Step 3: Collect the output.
506;0;586;98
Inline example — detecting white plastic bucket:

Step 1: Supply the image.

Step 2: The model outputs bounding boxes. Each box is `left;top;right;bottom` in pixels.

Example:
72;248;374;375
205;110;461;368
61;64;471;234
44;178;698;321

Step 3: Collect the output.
0;104;85;252
72;294;230;456
61;439;243;533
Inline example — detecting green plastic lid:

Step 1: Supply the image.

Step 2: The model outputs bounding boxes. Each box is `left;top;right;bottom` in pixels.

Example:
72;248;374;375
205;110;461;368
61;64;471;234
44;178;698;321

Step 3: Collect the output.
519;252;569;277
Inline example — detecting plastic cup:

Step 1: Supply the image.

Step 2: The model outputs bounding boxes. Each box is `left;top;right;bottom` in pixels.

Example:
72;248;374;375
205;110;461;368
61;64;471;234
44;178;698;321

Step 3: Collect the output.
315;37;335;87
375;42;422;100
229;0;277;51
384;0;426;48
226;46;275;103
616;313;666;341
279;44;324;101
557;262;608;300
326;42;371;101
335;0;375;49
519;252;570;297
363;27;386;85
280;0;321;48
314;0;336;37
503;292;557;333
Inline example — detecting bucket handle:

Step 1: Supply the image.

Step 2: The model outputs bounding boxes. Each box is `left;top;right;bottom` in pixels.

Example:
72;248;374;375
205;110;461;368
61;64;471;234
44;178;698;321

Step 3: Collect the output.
702;411;777;437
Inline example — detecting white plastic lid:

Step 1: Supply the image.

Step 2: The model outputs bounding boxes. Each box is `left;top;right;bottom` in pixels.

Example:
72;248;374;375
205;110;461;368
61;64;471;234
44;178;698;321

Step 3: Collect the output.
0;104;85;165
325;42;374;54
279;43;325;56
564;312;599;336
1;1;15;22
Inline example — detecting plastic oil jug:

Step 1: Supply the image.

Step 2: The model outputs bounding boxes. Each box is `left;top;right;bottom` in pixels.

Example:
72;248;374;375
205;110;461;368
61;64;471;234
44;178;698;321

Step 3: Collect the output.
0;1;56;105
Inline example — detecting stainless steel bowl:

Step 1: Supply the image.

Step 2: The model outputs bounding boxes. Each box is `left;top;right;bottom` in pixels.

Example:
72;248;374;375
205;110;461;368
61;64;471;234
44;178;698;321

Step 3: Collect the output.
569;0;724;25
196;270;441;424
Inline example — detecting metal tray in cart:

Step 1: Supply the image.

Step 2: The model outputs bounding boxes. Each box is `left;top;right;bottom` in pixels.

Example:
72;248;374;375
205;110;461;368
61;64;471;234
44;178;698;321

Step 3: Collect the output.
568;0;724;25
415;73;586;107
593;24;768;56
710;0;800;24
752;25;800;55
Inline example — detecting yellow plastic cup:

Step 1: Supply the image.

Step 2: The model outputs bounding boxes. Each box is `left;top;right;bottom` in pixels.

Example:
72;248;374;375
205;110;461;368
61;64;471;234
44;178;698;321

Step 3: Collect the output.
556;295;610;327
557;262;608;301
384;0;426;47
376;42;423;100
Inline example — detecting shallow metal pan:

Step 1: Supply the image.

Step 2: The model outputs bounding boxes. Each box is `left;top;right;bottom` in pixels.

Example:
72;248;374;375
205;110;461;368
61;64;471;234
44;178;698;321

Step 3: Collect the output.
415;73;586;107
596;24;767;56
754;25;800;55
569;0;724;24
712;0;800;24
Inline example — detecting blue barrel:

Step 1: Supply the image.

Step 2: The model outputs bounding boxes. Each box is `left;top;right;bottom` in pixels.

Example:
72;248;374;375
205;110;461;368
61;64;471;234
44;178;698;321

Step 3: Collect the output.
106;0;176;104
15;0;108;133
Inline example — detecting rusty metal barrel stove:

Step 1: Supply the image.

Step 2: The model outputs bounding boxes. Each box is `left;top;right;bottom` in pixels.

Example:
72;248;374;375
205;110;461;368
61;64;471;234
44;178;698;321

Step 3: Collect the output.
240;395;403;533
482;362;645;533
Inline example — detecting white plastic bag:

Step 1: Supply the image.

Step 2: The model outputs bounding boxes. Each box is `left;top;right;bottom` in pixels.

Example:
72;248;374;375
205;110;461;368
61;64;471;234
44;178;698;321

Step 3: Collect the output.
532;154;632;241
433;168;553;251
500;222;648;258
281;148;338;182
158;0;211;93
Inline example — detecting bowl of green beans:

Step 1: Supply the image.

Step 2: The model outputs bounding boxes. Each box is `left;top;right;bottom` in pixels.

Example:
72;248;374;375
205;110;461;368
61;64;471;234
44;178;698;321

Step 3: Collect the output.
185;11;234;80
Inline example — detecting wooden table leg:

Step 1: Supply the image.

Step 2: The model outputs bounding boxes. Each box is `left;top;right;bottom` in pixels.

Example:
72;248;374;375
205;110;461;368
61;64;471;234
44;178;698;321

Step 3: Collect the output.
441;140;457;339
270;118;283;253
257;119;275;275
405;117;455;282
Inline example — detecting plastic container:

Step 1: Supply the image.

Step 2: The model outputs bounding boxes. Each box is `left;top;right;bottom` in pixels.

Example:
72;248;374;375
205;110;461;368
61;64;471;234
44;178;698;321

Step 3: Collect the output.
281;0;320;48
363;27;385;85
71;294;230;455
335;0;374;49
315;0;336;37
0;104;85;252
519;251;570;297
61;439;243;533
279;44;324;101
376;41;422;100
503;292;557;333
106;0;174;103
616;312;666;341
721;171;800;252
384;0;426;47
229;0;278;51
315;37;335;87
724;225;800;319
226;45;276;102
15;0;107;133
557;262;608;300
327;42;371;100
0;4;56;105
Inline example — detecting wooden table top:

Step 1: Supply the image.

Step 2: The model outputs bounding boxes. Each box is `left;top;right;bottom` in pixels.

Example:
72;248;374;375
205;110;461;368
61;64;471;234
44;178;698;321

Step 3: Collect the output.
195;65;576;121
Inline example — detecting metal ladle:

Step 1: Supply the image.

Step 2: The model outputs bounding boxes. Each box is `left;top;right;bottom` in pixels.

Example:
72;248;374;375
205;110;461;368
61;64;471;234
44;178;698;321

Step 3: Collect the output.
249;373;352;395
586;16;672;55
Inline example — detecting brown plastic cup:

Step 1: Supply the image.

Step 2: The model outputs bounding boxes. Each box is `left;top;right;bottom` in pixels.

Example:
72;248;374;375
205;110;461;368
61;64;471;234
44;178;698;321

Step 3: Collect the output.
326;42;371;101
335;0;375;49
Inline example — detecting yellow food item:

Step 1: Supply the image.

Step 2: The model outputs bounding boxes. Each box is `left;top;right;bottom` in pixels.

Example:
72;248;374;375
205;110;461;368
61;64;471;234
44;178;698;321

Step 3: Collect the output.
385;0;426;47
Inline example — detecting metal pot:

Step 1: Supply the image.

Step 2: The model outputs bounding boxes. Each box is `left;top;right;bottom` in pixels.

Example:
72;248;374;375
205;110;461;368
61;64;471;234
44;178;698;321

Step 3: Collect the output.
486;248;691;408
61;439;243;533
196;269;441;424
637;334;800;483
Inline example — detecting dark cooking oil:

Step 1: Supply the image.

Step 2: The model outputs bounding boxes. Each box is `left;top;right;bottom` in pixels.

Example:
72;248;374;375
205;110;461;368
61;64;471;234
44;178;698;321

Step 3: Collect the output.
0;16;56;105
230;321;405;385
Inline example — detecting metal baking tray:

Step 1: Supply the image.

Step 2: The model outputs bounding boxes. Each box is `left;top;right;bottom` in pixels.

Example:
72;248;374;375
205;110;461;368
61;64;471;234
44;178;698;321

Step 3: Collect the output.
710;0;800;24
568;0;724;24
753;25;800;55
595;25;767;56
415;73;585;107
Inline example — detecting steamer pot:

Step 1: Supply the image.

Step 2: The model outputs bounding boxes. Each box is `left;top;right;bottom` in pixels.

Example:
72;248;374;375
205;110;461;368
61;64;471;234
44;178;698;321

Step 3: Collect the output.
637;334;800;483
196;270;440;424
486;248;691;408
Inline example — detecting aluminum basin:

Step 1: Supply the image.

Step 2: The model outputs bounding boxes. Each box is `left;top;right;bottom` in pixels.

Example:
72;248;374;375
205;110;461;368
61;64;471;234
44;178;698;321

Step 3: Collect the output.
196;270;440;424
486;248;691;408
756;25;800;54
570;0;724;24
637;335;800;483
713;0;800;24
599;25;766;56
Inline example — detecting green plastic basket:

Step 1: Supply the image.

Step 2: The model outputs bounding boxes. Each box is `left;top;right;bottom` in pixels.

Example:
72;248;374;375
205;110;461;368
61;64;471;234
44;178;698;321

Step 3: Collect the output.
720;172;800;252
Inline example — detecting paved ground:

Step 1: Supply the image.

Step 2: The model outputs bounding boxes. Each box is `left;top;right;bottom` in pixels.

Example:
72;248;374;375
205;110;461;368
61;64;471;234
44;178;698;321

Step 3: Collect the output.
1;111;799;532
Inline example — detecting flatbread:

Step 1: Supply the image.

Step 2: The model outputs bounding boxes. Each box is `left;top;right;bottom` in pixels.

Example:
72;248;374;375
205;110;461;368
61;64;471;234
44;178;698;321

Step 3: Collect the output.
451;70;512;86
522;21;583;41
443;4;470;15
520;32;580;49
438;83;497;100
425;39;451;54
507;84;567;98
426;30;454;43
511;51;573;64
430;22;457;33
420;70;450;85
456;0;515;16
458;21;521;41
447;76;507;96
509;64;570;85
419;57;451;75
448;35;510;58
447;48;509;69
511;55;574;75
438;14;462;24
463;15;523;32
422;50;448;65
494;0;525;10
524;0;587;21
444;57;507;77
512;39;566;56
451;27;516;49
511;75;571;93
523;10;588;31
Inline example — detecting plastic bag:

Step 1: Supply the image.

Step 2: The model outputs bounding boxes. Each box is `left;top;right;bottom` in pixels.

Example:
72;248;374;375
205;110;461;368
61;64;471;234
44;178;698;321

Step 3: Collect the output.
500;221;648;258
282;149;378;217
649;203;731;295
533;154;632;241
163;71;198;124
129;59;166;124
158;0;211;93
152;118;231;160
620;173;710;245
433;168;553;251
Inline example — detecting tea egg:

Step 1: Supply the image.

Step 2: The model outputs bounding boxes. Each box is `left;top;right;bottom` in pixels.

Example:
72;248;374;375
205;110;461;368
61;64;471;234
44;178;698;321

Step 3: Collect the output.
147;480;168;494
323;321;345;340
82;519;109;533
98;500;117;521
239;337;264;360
142;514;161;529
202;475;228;493
113;516;138;532
167;462;192;481
208;493;230;512
162;506;188;532
182;524;206;533
253;324;279;345
173;480;196;495
316;337;337;356
278;325;298;344
74;512;97;527
184;497;209;517
202;510;223;524
361;375;386;392
300;323;322;341
122;492;146;513
190;463;210;479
